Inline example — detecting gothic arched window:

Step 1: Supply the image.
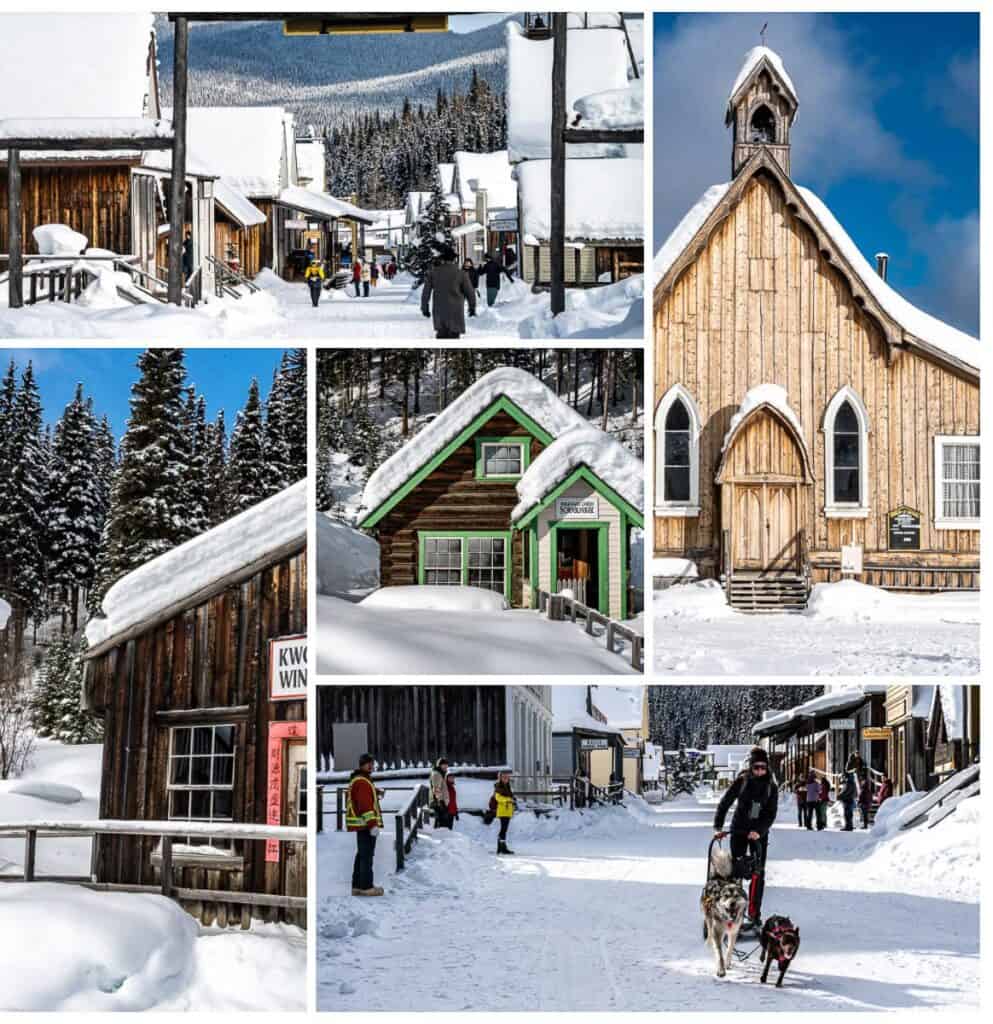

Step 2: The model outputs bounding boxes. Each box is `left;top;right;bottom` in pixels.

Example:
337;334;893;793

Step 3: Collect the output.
654;385;701;515
824;387;870;515
749;105;776;144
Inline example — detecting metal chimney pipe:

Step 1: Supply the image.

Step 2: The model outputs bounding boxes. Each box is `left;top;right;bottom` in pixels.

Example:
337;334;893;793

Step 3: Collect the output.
875;252;889;281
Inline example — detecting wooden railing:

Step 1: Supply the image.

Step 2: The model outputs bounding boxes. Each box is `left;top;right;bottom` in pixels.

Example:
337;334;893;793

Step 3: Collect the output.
0;819;306;912
207;255;260;298
721;528;732;601
798;527;811;595
536;589;643;671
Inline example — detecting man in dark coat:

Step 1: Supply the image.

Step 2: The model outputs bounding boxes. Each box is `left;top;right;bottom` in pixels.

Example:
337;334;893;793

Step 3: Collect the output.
714;746;779;929
838;770;858;831
481;252;515;307
421;243;476;338
181;233;193;280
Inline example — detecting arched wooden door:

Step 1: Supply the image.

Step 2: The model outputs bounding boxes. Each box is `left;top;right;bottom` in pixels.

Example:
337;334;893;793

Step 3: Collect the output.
717;405;811;576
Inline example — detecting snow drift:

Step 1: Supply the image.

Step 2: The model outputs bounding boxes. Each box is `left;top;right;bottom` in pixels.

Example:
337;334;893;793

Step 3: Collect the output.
316;513;379;599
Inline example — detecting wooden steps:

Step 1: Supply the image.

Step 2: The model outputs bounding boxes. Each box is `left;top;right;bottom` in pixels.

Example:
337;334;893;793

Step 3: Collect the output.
727;574;809;613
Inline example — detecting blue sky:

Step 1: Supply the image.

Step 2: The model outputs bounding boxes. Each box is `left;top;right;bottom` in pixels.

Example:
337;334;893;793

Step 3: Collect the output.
654;13;979;335
0;348;289;438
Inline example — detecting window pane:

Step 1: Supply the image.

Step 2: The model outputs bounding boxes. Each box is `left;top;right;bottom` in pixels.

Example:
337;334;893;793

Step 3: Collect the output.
172;728;191;756
835;401;859;433
170;757;190;785
170;791;190;818
484;443;522;476
834;433;859;468
665;400;690;431
214;726;235;755
213;756;234;786
191;756;212;785
834;468;859;503
664;466;691;502
212;790;233;820
665;431;690;467
190;791;211;818
192;727;213;755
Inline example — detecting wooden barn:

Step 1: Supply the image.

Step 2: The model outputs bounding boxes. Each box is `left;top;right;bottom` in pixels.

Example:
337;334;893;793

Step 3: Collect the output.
653;45;980;609
317;685;553;788
82;481;307;926
357;367;643;621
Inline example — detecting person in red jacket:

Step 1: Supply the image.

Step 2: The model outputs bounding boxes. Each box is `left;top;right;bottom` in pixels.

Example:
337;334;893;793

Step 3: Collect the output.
351;259;362;298
347;753;384;896
877;775;894;806
446;772;459;825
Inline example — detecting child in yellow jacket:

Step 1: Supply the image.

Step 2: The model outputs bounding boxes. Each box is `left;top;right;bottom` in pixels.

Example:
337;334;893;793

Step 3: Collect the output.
488;769;517;855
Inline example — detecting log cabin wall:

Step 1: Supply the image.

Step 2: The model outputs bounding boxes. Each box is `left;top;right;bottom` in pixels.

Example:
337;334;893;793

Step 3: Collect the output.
0;163;135;255
654;172;980;589
85;546;306;926
375;410;544;606
317;686;508;771
215;220;263;279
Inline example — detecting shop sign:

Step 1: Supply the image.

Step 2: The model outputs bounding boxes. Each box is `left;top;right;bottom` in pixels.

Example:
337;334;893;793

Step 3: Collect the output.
829;718;856;730
841;544;863;575
579;737;609;750
270;634;307;701
557;496;598;520
862;727;892;741
888;506;921;550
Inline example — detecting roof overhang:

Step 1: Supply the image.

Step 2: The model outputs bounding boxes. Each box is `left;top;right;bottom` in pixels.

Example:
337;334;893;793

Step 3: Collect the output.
513;463;643;530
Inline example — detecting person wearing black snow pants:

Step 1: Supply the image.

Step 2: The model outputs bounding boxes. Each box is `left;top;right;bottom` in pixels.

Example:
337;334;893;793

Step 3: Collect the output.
713;746;779;929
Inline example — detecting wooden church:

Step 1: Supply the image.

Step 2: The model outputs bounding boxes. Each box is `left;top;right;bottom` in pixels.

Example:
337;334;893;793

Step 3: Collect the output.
653;46;980;610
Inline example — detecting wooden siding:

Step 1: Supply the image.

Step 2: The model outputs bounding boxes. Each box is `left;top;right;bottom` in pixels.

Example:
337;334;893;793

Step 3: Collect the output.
0;164;134;256
215;220;263;279
654;172;980;587
85;547;307;925
375;410;544;606
317;686;508;770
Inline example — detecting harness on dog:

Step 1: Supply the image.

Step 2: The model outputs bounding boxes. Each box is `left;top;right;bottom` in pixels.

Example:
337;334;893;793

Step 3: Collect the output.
765;919;798;965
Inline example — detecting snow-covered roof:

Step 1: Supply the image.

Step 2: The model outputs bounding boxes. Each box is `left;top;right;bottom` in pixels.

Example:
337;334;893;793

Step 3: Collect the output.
655;176;980;372
453;150;517;211
0;14;155;121
295;137;326;192
405;190;431;222
279;185;375;225
506;21;632;162
722;384;804;453
437;162;456;194
214;179;266;228
573;82;644;131
166;106;290;197
705;744;753;769
0;596;11;630
85;480;306;651
516;157;643;241
726;46;798;119
911;685;936;719
0;117;170;143
590;686;644;730
934;685;966;741
512;426;643;522
753;685;886;735
552;686;623;736
361;367;590;518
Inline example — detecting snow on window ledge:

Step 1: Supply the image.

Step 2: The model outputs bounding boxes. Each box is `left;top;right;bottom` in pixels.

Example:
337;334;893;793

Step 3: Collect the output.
824;505;870;520
934;517;981;531
653;505;700;518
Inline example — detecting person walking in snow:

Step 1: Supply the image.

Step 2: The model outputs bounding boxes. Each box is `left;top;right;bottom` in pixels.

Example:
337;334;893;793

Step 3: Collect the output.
361;260;371;297
446;772;459;826
347;753;385;896
370;260;380;288
304;260;325;307
713;747;778;930
463;258;480;295
429;757;452;829
804;770;819;830
877;775;893;806
489;769;517;855
794;778;806;828
181;232;194;280
838;770;857;831
858;774;874;830
351;259;362;297
481;251;514;307
421;243;476;339
816;775;831;831
387;258;397;280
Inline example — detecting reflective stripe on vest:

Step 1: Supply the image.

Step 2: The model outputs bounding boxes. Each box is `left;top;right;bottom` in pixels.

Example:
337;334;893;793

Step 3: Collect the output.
346;775;383;829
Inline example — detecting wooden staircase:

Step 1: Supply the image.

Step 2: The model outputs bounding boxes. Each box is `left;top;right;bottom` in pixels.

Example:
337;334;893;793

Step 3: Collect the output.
727;573;809;613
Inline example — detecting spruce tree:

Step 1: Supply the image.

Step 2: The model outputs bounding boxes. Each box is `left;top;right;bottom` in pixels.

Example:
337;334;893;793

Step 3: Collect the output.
184;392;210;537
204;410;230;527
264;364;292;495
229;378;268;513
280;348;308;485
30;633;102;744
410;168;455;281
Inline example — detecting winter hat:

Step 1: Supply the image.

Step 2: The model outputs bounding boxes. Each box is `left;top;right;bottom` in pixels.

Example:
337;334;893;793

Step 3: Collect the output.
358;753;375;768
749;747;769;769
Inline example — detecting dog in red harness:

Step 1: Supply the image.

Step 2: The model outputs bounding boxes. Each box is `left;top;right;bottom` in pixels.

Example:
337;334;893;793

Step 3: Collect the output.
759;915;800;987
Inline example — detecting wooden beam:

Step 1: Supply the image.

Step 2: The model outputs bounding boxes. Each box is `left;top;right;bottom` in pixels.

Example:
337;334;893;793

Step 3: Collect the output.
549;13;567;316
6;148;22;308
564;128;644;145
168;15;189;306
0;137;173;152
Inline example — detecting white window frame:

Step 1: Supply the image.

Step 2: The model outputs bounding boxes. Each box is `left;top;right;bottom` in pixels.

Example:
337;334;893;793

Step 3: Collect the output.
480;440;526;479
166;724;236;844
654;384;701;516
422;536;464;586
934;434;981;529
823;386;870;518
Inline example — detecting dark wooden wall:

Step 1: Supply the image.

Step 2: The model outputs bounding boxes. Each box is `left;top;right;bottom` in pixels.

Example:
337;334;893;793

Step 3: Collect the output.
375;410;541;605
0;163;134;255
85;546;306;925
317;686;508;771
216;221;263;279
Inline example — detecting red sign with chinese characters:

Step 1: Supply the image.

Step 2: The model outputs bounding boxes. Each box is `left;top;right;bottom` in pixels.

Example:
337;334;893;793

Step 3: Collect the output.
266;720;307;863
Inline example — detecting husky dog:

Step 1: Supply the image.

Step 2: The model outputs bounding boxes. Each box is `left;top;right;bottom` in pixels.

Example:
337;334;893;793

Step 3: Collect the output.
701;846;748;978
759;915;801;988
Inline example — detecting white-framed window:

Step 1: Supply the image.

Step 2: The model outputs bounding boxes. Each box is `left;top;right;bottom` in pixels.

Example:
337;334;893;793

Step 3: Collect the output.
654;384;701;516
466;536;507;595
167;724;236;845
422;537;463;585
823;387;870;517
934;435;981;528
480;441;525;478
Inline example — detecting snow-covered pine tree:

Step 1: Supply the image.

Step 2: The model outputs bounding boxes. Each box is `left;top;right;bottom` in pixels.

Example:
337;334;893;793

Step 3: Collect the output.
184;391;211;537
90;348;194;607
264;362;292;495
280;348;307;485
29;632;101;744
410;168;454;282
229;378;268;513
204;410;230;527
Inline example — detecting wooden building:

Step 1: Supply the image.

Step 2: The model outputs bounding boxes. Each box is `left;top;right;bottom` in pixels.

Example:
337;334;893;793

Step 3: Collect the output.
551;686;625;786
653;46;980;609
357;367;643;621
82;482;307;926
451;149;519;266
317;685;553;789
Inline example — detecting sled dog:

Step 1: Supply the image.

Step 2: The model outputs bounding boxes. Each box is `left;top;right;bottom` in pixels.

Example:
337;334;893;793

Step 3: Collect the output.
701;846;747;978
759;915;800;988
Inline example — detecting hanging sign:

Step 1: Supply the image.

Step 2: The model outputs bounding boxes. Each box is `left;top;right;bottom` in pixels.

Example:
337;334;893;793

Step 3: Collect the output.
556;496;599;520
829;718;856;730
285;219;308;230
888;506;921;550
269;634;307;701
623;747;640;759
579;737;609;750
862;727;892;741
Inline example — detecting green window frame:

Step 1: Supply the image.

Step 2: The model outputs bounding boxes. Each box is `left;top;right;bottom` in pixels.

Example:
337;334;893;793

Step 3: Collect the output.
418;530;514;604
474;436;531;481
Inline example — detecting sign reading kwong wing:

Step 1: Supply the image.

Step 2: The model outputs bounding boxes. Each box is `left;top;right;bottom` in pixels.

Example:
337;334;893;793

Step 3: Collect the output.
556;496;599;520
269;634;307;701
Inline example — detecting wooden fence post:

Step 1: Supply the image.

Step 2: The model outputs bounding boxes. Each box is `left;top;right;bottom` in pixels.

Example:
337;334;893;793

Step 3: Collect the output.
23;828;36;881
316;785;324;834
395;815;405;871
160;835;173;897
336;787;345;832
548;594;564;621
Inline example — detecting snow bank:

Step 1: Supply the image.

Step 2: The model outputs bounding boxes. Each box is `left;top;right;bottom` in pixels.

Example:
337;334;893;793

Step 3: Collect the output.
361;585;508;613
723;383;804;452
651;557;699;578
7;781;82;805
727;45;798;114
316;514;379;599
361;367;589;516
512;425;643;521
652;578;736;622
653;182;730;286
86;480;306;648
0;596;10;629
517;273;644;340
516;157;643;240
506;21;631;162
805;579;981;625
573;82;644;130
33;224;87;256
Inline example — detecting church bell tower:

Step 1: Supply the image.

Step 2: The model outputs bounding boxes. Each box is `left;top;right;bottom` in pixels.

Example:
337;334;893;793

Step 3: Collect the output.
726;46;798;178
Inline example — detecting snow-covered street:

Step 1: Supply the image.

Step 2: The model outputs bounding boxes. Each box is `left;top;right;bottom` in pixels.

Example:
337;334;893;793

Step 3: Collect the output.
0;269;643;341
654;580;980;676
318;788;978;1011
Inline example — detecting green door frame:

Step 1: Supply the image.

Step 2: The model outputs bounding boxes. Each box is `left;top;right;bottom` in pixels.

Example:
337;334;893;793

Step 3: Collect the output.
550;521;610;615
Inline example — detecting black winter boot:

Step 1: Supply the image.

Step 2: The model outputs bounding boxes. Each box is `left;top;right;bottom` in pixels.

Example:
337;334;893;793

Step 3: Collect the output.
497;840;515;855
